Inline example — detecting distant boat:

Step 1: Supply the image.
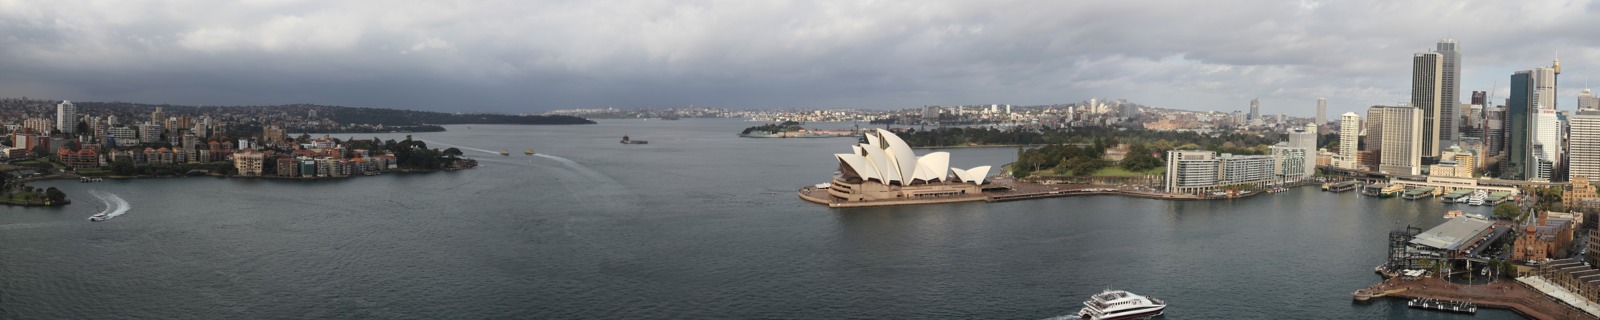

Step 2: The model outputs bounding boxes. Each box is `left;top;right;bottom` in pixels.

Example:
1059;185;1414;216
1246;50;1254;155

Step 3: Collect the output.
88;212;108;222
525;149;535;155
500;150;510;156
621;135;648;144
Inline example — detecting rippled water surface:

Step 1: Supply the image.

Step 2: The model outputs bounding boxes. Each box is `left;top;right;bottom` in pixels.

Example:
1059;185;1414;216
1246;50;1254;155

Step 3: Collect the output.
0;119;1523;319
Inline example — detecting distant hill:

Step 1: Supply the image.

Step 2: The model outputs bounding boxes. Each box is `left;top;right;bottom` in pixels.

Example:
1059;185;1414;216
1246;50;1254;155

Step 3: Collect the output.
71;101;596;126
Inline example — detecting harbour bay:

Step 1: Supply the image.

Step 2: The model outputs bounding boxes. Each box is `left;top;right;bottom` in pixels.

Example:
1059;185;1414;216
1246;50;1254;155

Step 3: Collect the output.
0;119;1524;319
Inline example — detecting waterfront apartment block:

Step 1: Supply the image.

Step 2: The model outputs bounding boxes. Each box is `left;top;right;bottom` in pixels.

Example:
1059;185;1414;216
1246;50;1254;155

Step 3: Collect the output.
1163;150;1297;194
1337;112;1360;169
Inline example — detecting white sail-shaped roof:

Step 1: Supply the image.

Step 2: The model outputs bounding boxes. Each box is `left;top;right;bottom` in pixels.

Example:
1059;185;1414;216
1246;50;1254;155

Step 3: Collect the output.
911;152;950;182
862;143;900;184
835;154;881;182
876;129;918;184
951;166;992;185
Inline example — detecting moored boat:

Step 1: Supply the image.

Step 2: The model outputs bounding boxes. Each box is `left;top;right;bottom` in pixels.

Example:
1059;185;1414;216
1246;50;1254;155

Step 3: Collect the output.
525;149;535;155
500;150;510;156
1077;289;1165;320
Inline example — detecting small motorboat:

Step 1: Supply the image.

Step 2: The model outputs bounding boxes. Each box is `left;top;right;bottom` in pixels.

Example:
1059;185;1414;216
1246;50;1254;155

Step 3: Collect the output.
499;150;510;156
525;149;535;155
88;213;108;222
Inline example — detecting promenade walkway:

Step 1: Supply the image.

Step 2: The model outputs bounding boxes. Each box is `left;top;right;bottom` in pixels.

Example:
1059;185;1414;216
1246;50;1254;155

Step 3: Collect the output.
1356;276;1597;320
1519;276;1600;318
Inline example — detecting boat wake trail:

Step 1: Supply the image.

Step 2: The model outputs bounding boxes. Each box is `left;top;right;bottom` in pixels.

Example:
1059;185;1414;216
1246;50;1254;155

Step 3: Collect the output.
88;190;131;220
532;154;611;181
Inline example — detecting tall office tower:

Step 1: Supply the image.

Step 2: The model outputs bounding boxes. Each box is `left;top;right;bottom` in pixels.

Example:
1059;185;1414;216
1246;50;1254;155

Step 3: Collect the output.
1505;71;1535;180
1580;88;1600;111
1412;52;1444;157
1339;112;1361;169
1316;98;1327;125
1534;109;1561;181
1485;107;1505;158
1374;105;1424;175
56;100;77;134
1570;110;1600;181
1471;91;1487;106
1437;39;1461;147
1248;97;1260;122
1365;106;1386;169
1534;67;1557;109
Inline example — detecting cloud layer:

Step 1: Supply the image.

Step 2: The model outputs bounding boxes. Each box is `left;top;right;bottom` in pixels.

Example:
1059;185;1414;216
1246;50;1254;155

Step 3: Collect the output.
2;0;1599;115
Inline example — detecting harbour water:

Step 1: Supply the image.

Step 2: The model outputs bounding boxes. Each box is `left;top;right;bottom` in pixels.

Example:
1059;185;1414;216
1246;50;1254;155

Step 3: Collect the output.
0;119;1522;319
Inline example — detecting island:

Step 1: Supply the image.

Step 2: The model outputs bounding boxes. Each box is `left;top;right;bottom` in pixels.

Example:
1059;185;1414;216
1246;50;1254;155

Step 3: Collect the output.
738;121;858;138
0;98;595;206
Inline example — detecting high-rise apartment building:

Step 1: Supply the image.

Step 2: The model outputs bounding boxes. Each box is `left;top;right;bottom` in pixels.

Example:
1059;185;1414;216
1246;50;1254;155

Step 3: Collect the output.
1339;112;1360;169
1375;105;1423;175
1249;98;1261;125
1316;98;1327;125
1412;52;1444;158
1437;39;1461;147
56;100;77;134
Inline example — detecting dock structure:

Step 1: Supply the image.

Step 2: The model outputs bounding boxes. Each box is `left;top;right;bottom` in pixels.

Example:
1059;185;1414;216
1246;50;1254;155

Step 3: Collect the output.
1486;191;1514;205
1408;297;1478;314
1353;276;1599;320
1441;188;1474;202
1403;186;1438;200
1324;181;1360;192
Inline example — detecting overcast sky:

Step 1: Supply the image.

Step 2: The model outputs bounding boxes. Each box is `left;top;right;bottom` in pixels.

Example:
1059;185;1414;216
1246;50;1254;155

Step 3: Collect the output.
2;1;1599;115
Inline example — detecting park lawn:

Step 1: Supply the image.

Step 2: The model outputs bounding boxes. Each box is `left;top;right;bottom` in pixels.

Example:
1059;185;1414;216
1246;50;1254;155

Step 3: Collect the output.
1090;166;1164;177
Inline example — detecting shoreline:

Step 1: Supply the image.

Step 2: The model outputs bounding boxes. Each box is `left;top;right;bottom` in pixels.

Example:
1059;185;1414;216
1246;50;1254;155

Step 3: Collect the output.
799;179;1207;208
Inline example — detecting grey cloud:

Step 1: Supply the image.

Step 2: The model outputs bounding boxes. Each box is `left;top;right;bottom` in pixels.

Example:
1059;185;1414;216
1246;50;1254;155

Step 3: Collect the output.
2;0;1600;116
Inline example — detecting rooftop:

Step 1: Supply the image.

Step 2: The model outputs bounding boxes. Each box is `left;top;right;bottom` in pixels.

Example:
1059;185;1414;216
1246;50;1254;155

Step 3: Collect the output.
1411;217;1495;251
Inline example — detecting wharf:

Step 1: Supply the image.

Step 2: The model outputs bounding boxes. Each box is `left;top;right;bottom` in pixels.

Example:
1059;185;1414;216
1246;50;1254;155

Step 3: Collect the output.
1486;191;1514;206
798;180;1201;208
1402;186;1438;200
1441;189;1473;202
1353;276;1597;320
1323;180;1360;192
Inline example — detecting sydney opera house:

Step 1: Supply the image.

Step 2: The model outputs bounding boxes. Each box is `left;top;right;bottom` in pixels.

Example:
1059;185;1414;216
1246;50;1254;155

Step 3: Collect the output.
814;129;992;204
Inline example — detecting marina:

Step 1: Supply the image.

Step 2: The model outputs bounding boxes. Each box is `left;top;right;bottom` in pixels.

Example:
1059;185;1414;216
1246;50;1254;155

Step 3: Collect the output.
1408;298;1478;314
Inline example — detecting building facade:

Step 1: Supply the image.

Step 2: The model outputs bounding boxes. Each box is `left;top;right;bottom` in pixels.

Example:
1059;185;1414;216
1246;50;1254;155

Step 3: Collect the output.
1374;106;1423;175
1437;39;1461;146
1338;112;1360;169
56;100;76;134
1412;52;1443;157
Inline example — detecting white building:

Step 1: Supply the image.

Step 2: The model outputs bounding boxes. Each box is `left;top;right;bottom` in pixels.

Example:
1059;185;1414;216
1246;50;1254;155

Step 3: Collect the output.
108;126;139;147
1338;112;1361;169
1570;110;1600;181
139;123;162;144
56;100;77;134
1164;150;1282;194
1533;108;1561;181
1316;97;1327;125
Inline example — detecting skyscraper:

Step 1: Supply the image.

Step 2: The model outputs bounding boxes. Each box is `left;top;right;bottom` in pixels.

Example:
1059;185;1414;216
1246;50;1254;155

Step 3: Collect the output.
1534;109;1560;181
1249;98;1261;125
1580;88;1599;111
1437;39;1461;147
1411;52;1443;157
1316;98;1327;125
1570;110;1600;181
1505;70;1536;180
1374;105;1424;175
1365;106;1386;169
56;100;76;134
1339;112;1360;169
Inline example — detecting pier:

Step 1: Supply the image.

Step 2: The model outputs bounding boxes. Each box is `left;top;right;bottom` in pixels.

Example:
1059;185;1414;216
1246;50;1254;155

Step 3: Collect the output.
1401;186;1437;200
1354;276;1598;319
1440;189;1473;202
1323;180;1360;192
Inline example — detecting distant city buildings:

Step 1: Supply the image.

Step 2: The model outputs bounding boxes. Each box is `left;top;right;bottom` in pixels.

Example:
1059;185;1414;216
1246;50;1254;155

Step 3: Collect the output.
1338;112;1360;169
1411;51;1443;158
1371;105;1422;175
55;100;76;134
1316;97;1327;125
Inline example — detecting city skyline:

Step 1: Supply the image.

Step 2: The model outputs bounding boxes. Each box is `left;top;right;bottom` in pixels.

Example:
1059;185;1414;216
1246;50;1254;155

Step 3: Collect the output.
4;1;1600;115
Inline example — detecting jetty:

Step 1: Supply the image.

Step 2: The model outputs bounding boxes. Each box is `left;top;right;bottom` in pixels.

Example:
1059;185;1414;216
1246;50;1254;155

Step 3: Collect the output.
1323;181;1360;192
1353;276;1598;319
1402;186;1437;200
1440;189;1473;202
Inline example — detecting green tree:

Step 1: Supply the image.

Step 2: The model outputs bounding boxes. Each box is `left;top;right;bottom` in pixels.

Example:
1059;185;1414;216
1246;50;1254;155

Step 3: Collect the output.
1493;203;1523;221
44;187;65;203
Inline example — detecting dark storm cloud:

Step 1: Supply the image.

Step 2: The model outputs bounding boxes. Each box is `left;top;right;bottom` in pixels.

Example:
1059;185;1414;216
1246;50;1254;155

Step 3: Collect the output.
4;0;1600;115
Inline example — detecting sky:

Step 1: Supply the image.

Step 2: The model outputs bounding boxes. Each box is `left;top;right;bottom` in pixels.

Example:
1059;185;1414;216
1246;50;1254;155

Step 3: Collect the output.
3;0;1600;115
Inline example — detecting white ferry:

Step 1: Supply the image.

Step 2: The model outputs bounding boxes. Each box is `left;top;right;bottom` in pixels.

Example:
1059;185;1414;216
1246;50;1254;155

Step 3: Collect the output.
1077;289;1165;320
